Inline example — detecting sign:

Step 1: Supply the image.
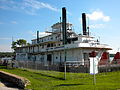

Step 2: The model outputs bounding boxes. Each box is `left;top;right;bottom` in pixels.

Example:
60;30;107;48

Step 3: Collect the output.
90;57;98;74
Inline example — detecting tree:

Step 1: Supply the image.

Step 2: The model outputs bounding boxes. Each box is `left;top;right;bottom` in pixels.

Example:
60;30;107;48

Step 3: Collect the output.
27;43;30;46
11;39;28;50
0;52;15;58
17;39;27;46
11;41;17;50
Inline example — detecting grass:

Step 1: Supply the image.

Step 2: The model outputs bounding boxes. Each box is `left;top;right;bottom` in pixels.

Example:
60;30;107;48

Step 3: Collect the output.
0;66;120;90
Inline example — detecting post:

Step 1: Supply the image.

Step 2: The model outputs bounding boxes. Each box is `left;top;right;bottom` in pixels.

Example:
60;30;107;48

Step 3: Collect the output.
93;57;96;85
64;49;67;80
89;51;97;85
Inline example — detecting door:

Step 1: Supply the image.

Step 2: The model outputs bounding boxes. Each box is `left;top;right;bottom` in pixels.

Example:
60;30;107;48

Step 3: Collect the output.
47;54;52;65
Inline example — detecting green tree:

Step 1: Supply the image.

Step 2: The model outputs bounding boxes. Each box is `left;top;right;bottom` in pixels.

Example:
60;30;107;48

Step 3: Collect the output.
11;39;28;50
11;41;17;50
27;43;30;46
17;39;27;46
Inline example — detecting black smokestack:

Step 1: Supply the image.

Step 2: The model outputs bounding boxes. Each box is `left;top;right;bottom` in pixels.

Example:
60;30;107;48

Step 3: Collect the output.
62;7;67;45
82;13;87;35
37;31;39;43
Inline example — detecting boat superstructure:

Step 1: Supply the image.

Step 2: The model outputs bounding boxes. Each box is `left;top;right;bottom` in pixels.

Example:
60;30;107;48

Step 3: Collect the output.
15;8;112;72
15;23;111;63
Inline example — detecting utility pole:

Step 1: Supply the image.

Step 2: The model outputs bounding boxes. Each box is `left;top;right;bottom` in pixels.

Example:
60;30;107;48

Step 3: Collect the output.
12;36;14;52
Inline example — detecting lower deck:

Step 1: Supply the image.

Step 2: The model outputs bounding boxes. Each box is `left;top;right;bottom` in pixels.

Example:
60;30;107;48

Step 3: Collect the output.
16;48;106;66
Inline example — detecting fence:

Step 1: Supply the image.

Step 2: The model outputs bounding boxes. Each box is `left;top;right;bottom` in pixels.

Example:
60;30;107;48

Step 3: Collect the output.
17;60;61;71
1;59;120;73
16;60;90;73
16;60;120;73
98;60;120;72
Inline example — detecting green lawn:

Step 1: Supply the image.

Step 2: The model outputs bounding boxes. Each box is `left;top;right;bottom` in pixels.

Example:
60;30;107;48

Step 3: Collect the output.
0;66;120;90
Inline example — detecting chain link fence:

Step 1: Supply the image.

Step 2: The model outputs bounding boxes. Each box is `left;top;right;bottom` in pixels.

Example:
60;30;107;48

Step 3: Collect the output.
16;60;90;73
1;59;120;73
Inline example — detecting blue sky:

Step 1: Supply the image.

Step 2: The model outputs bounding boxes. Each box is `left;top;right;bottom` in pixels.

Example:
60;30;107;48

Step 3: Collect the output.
0;0;120;53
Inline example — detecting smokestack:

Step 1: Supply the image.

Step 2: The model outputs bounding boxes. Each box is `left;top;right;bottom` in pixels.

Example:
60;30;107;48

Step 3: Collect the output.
37;31;39;43
82;13;87;35
62;7;67;45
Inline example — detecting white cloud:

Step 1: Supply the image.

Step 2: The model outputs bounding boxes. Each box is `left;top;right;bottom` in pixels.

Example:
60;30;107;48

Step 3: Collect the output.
0;6;8;9
0;0;15;9
22;0;59;15
0;21;18;25
11;21;17;24
0;22;4;24
0;37;11;40
0;45;12;52
28;31;35;36
0;0;59;15
89;24;104;29
103;16;110;22
78;10;110;29
40;2;59;12
67;11;72;16
87;11;110;22
79;18;82;24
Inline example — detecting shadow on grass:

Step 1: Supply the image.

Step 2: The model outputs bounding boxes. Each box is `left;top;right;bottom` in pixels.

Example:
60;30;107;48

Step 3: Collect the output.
0;65;7;69
0;65;15;70
34;72;64;80
55;83;84;87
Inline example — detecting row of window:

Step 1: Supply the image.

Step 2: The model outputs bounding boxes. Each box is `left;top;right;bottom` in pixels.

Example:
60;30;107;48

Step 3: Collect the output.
32;34;61;44
16;42;62;53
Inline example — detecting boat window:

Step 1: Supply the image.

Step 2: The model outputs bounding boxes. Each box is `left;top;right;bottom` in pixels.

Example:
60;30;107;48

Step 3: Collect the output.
51;43;53;47
44;38;46;41
55;36;57;39
54;44;56;47
83;40;88;43
47;44;50;47
51;37;53;40
56;57;58;59
83;53;89;60
42;45;44;48
41;55;44;62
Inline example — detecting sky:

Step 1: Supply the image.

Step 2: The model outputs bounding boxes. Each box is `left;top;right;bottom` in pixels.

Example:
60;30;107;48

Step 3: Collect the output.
0;0;120;53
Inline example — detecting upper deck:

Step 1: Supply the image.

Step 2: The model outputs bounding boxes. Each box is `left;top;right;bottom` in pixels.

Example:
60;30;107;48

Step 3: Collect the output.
15;22;112;54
